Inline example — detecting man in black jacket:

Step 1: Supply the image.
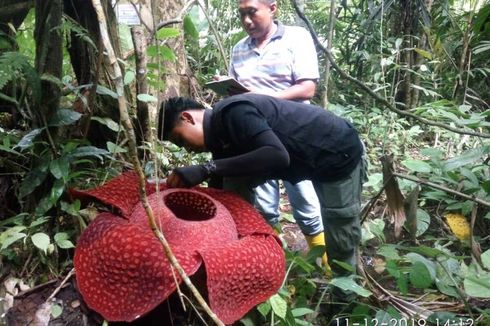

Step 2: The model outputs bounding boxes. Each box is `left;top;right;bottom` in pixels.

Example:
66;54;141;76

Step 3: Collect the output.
158;94;365;281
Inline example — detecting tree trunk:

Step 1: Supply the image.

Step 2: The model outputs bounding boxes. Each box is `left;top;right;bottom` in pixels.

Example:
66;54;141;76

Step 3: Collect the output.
155;0;189;98
34;0;63;125
412;0;434;108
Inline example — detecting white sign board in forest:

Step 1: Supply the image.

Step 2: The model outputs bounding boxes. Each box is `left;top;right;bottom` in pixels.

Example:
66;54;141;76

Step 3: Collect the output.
116;4;140;26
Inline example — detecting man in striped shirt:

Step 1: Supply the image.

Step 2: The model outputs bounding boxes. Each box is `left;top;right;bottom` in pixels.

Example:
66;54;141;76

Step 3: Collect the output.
228;0;327;265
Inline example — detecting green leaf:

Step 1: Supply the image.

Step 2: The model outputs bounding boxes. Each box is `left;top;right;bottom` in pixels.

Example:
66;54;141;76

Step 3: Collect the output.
124;70;135;85
55;233;74;249
482;180;490;194
0;226;27;250
69;146;110;161
405;252;437;280
386;260;401;278
257;301;271;317
155;27;180;40
51;304;63;318
401;159;432;173
269;294;287;319
49;157;70;179
414;48;433;59
137;94;158;103
31;232;50;253
91;116;121;132
107;141;127;154
443;146;490;171
428;312;457;325
374;310;394;324
96;85;118;99
48;109;81;126
409;261;433;288
397;274;409;295
19;168;48;198
482;249;490;270
291;307;314;317
378;245;400;260
183;15;199;40
416;208;431;237
330;276;372;297
15;128;43;150
464;272;490;298
160;46;176;61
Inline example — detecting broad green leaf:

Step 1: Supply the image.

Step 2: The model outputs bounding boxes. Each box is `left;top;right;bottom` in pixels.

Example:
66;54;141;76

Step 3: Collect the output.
481;180;490;194
51;304;63;318
405;252;437;280
401;245;447;258
414;48;433;59
428;312;457;325
397;274;409;295
69;146;110;161
269;294;287;319
55;233;74;249
443;146;490;171
416;208;430;237
156;27;180;40
50;157;70;179
409;261;433;288
239;317;255;326
386;260;401;278
183;15;199;40
401;159;432;173
48;109;81;126
15;128;43;150
482;249;490;270
160;46;176;61
19;168;48;198
330;276;372;297
374;310;393;324
123;70;135;85
257;301;271;317
107;141;127;154
137;94;158;103
31;232;50;253
291;307;314;317
30;216;50;228
91;116;121;132
0;226;27;250
464;272;490;298
96;85;118;99
378;245;400;260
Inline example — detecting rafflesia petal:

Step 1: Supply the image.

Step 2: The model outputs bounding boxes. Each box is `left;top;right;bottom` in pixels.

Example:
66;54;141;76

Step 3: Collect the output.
74;212;202;321
72;172;285;324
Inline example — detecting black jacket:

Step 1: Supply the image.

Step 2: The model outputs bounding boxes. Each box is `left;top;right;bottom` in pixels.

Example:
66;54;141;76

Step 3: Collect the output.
204;94;363;183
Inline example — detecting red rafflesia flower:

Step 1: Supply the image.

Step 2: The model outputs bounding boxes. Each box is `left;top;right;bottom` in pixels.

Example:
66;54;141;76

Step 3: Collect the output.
70;171;285;324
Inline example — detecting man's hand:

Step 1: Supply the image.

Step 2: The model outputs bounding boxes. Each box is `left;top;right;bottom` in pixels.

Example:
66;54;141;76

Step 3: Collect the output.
166;165;210;188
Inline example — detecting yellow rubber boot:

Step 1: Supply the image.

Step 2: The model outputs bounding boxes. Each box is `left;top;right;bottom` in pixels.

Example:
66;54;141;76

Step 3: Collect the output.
305;232;332;278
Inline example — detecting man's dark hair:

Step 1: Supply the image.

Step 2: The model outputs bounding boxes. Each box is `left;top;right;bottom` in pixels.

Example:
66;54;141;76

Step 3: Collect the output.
157;97;205;140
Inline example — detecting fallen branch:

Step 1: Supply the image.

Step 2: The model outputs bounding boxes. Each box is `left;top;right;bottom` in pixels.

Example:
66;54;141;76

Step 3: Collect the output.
290;0;490;139
91;1;224;325
393;172;490;208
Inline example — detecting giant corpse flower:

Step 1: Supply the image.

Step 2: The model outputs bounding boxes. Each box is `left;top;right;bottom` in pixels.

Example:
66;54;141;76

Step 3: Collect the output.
71;171;285;324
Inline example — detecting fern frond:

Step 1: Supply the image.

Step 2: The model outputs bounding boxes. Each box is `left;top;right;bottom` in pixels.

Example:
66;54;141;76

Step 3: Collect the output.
0;52;33;90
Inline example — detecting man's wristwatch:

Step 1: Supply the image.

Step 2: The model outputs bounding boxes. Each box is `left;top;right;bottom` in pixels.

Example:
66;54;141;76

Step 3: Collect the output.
202;160;217;175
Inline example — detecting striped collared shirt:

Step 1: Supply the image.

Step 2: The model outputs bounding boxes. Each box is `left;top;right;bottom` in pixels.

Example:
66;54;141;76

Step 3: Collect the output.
229;22;319;95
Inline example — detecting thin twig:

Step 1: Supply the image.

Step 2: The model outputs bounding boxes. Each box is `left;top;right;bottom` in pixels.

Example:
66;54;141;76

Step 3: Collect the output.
91;1;224;325
290;0;490;139
46;268;75;302
392;172;490;208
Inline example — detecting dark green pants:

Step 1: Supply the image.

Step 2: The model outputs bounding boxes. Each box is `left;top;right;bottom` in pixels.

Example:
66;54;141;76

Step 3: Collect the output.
222;159;365;278
312;159;364;278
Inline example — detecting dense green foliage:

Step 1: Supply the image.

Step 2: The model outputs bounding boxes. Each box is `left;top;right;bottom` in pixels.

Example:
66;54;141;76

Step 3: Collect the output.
0;0;489;324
